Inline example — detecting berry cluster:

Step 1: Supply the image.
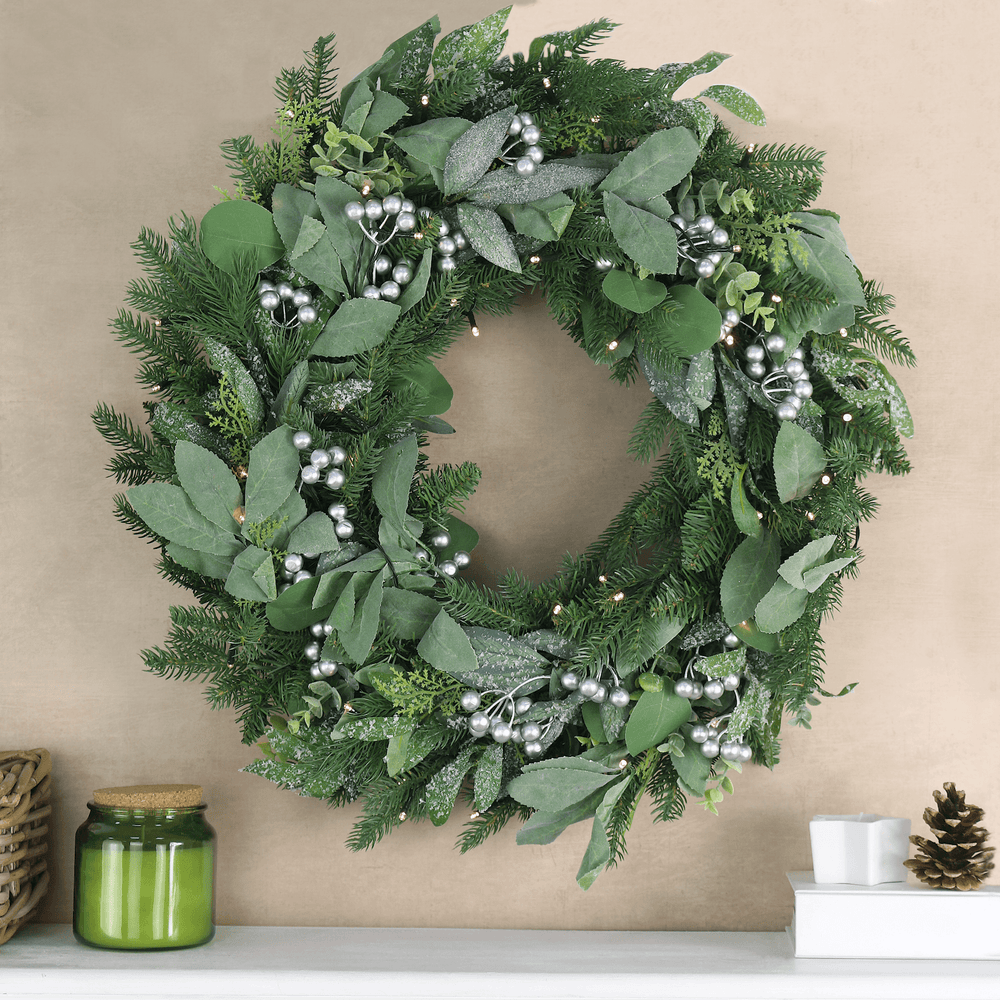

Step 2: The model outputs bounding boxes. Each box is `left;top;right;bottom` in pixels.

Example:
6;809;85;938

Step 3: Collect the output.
257;280;318;325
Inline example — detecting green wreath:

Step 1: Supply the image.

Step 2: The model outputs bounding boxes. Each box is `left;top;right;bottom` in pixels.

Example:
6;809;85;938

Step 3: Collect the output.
94;10;914;888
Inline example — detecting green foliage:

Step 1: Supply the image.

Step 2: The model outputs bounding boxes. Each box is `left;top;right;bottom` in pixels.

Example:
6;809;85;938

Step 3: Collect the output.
370;663;464;717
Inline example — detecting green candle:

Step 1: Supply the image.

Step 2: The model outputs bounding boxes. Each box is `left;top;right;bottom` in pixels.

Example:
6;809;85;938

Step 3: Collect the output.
73;785;215;950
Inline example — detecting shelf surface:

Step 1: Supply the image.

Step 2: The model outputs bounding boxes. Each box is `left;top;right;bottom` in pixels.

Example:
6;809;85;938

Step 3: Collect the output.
2;923;999;1000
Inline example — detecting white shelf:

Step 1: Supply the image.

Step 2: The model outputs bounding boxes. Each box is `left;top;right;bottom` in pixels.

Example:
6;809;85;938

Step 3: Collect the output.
2;924;999;1000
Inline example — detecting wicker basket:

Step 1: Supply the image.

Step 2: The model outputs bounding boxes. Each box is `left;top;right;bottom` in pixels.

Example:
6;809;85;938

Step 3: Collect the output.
0;750;51;946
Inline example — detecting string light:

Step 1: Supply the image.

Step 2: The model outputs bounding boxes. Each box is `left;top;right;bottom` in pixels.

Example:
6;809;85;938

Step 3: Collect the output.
617;758;628;770
151;383;164;392
467;312;479;337
756;511;764;520
611;591;625;602
470;811;480;820
153;318;162;328
361;182;372;196
471;325;480;337
398;811;407;820
552;604;563;615
590;115;601;123
805;511;816;522
839;327;849;338
770;294;782;303
414;232;424;240
842;413;853;423
420;95;429;106
607;339;619;351
232;505;246;525
725;334;736;346
529;254;541;264
542;77;552;88
343;702;355;713
732;245;742;253
598;574;607;583
450;298;460;308
746;143;756;153
820;473;833;486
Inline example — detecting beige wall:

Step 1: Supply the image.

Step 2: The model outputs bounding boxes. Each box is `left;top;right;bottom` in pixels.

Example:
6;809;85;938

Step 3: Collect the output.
2;0;995;930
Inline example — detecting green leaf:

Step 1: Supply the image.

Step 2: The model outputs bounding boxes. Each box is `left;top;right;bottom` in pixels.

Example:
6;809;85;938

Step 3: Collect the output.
686;350;716;410
773;421;827;503
199;199;284;275
507;765;619;812
654;284;723;357
386;721;418;778
417;610;479;679
755;577;809;633
778;535;837;588
359;90;409;141
465;161;610;208
658;51;730;98
372;435;418;538
440;514;479;559
601;270;667;313
456;202;520;272
341;81;373;134
128;483;243;557
244;426;299;524
515;787;605;846
598;128;700;201
312;570;349;611
165;542;233;581
313;176;366;276
670;735;713;795
624;690;691;755
473;742;504;811
576;779;631;890
521;757;619;775
272;360;310;424
327;573;361;635
603;192;678;274
788;212;853;259
263;489;308;552
289;215;325;260
266;576;336;631
433;7;510;73
793;233;866;306
425;745;476;825
374;16;441;89
310;298;401;358
802;556;856;592
225;545;275;602
731;465;762;537
396;248;433;314
637;351;698;425
731;617;780;654
270;183;322;256
339;572;384;666
203;338;265;430
720;530;781;627
390;359;452;416
379;587;441;642
697;84;767;126
443;105;516;196
287;512;341;556
582;701;607;744
173;441;242;535
293;231;350;298
392;118;473;171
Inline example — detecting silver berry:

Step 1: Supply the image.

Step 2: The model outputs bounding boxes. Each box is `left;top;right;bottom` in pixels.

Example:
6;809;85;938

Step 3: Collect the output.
318;660;339;678
723;632;741;649
560;671;580;691
300;465;321;485
283;553;304;574
520;124;541;145
746;361;767;379
745;343;765;363
701;739;721;758
609;687;630;708
293;431;312;451
396;211;417;232
689;681;704;700
344;201;366;222
326;468;346;488
382;195;402;216
453;550;471;569
327;503;348;521
303;642;321;661
491;721;513;743
439;560;458;577
329;446;347;466
703;679;725;700
293;570;313;584
514;697;532;715
297;305;318;325
428;531;451;550
392;262;413;285
524;741;543;757
310;449;331;469
515;156;536;176
722;673;742;691
364;199;384;220
721;741;741;762
695;258;716;278
674;678;695;698
520;722;542;742
460;690;482;712
765;333;787;354
259;290;280;311
468;712;490;735
379;280;401;302
691;724;710;744
579;678;600;699
334;519;354;539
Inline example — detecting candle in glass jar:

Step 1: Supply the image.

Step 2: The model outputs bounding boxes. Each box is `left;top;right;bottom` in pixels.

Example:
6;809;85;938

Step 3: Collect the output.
809;813;910;885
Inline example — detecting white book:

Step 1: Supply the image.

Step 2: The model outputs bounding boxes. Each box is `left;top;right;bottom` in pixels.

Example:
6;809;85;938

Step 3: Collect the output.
787;870;1000;960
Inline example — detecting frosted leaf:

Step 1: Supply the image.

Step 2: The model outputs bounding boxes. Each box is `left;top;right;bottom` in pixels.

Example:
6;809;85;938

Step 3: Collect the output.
473;742;504;811
638;351;698;425
304;378;374;413
425;743;476;825
679;615;730;649
725;672;771;744
151;401;227;454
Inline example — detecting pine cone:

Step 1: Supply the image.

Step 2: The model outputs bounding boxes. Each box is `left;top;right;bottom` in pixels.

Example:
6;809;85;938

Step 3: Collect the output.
903;782;995;890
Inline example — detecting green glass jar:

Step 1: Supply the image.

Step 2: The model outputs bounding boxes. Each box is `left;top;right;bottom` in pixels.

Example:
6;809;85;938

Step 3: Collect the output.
73;784;215;950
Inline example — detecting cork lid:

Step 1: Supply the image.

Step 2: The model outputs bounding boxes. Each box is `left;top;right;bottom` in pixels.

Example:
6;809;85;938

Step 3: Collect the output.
93;784;203;809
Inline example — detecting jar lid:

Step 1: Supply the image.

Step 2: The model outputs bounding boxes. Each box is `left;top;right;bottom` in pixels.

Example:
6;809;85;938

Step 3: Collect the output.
92;784;203;808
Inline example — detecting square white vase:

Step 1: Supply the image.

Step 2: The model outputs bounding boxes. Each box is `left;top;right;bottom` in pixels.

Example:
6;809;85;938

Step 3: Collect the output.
809;814;911;885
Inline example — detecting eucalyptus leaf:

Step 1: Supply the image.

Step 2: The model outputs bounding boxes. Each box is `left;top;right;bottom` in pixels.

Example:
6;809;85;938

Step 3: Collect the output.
200;199;284;275
731;465;762;537
697;84;766;126
203;338;265;430
244;426;299;524
466;161;609;208
289;215;325;259
304;378;374;413
720;530;781;627
624;690;691;755
598;127;700;201
372;435;418;538
312;570;349;611
310;299;401;358
270;183;323;255
638;350;698;425
128;483;243;557
263;488;308;551
456;203;520;272
165;542;233;581
582;701;607;744
390;359;452;416
670;735;713;795
433;7;510;73
266;576;336;631
392;118;473;170
515;787;605;846
443;105;516;196
802;556;856;592
603;192;678;274
373;16;440;90
385;722;417;778
379;587;441;642
601;271;666;313
576;779;631;890
685;350;716;410
396;248;433;313
778;535;837;588
417;610;479;680
359;90;409;141
287;512;341;556
272;360;310;424
658;51;730;98
773;421;827;503
755;577;809;633
507;765;619;812
789;212;852;260
463;628;550;693
473;742;504;811
657;285;723;357
793;232;866;306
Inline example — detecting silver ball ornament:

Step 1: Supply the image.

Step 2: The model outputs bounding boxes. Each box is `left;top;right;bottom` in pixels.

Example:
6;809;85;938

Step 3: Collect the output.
329;446;347;466
710;227;729;246
765;333;787;354
362;284;381;300
520;722;542;742
310;622;326;638
379;280;401;302
510;726;523;743
514;696;532;716
491;721;513;743
292;288;313;308
453;550;471;569
451;230;467;250
400;199;416;214
790;347;805;360
439;560;458;577
722;673;742;691
777;402;799;421
437;255;457;273
508;115;523;136
519;113;535;126
276;282;294;300
784;358;806;380
326;468;346;489
323;624;333;635
468;712;490;735
746;361;767;380
300;465;321;485
283;553;304;574
703;679;725;700
257;279;276;294
396;211;417;232
560;671;579;691
428;531;451;550
293;570;313;584
310;663;324;680
793;379;813;399
723;309;740;327
609;687;630;708
720;742;741;762
579;678;600;699
515;156;536;176
334;519;354;539
297;304;318;325
460;690;482;712
391;262;413;285
319;660;339;678
437;220;450;237
292;431;312;450
745;343;766;363
327;503;348;521
525;144;544;164
689;681;704;699
310;449;331;469
303;642;321;661
344;201;366;222
381;195;402;216
259;290;280;311
591;684;608;704
695;215;716;233
524;741;543;757
520;124;541;145
691;724;710;744
723;632;741;650
701;739;721;758
674;678;695;698
373;255;393;276
364;199;384;220
695;258;716;278
737;744;753;762
707;251;723;265
783;393;804;411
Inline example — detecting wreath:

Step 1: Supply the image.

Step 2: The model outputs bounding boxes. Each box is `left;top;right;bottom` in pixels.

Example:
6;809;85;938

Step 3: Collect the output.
94;9;914;888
